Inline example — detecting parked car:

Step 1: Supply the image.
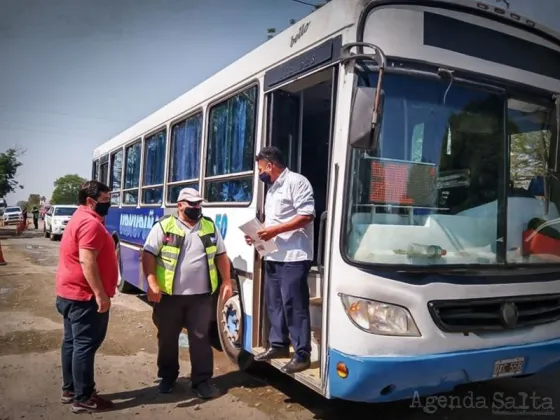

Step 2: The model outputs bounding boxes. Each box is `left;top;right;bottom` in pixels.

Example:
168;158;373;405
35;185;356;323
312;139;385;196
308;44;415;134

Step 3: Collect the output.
44;205;78;240
2;206;23;226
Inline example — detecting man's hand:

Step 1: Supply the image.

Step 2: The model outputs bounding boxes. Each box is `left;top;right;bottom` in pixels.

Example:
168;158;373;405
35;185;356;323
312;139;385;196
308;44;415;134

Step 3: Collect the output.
220;280;233;303
95;292;111;313
257;226;280;242
147;283;162;303
245;235;254;246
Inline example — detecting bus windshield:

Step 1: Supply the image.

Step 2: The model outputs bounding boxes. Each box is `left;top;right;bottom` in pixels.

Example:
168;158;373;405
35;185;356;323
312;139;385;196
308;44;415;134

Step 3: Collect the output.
344;72;558;267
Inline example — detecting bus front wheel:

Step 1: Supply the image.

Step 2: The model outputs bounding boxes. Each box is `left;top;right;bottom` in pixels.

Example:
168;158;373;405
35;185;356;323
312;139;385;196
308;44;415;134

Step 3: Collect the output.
216;290;254;372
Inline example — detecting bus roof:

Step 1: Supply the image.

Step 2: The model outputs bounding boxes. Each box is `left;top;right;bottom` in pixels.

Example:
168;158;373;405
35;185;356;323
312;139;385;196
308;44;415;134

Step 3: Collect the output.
92;0;560;159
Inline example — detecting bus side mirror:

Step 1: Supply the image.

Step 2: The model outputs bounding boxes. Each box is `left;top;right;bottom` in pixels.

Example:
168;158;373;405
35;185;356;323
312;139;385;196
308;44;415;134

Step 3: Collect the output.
348;86;384;150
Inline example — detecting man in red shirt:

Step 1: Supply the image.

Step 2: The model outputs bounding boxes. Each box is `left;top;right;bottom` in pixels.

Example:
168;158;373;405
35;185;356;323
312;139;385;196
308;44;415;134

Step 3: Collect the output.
55;180;117;413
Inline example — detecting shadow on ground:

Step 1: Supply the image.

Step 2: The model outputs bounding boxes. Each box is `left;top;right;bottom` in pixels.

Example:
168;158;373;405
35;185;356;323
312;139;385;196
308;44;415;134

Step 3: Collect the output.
103;371;267;411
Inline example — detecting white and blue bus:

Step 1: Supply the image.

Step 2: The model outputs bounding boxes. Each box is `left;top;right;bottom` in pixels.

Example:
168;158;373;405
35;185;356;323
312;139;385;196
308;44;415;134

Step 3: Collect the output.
92;0;560;403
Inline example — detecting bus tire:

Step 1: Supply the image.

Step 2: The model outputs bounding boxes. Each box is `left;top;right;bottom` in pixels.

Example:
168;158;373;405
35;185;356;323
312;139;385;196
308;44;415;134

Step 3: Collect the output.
115;241;135;294
216;287;254;372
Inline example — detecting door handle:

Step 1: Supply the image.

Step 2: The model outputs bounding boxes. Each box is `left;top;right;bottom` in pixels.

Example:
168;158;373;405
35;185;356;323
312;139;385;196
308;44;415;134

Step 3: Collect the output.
317;211;328;275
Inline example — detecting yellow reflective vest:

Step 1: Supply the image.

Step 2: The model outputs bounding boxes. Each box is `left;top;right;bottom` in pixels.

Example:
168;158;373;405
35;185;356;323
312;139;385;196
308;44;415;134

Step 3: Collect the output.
154;214;219;295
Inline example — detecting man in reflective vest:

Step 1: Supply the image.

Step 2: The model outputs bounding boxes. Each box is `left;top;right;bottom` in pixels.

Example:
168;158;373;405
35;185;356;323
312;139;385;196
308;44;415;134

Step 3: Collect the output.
141;188;232;399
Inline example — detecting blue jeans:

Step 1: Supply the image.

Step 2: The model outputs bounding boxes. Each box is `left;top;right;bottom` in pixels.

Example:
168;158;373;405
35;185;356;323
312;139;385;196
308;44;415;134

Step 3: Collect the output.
265;261;312;359
56;296;109;402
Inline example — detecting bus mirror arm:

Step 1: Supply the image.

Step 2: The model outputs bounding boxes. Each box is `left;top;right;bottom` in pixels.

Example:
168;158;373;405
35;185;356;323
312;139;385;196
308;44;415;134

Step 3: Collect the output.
317;211;328;275
341;42;386;150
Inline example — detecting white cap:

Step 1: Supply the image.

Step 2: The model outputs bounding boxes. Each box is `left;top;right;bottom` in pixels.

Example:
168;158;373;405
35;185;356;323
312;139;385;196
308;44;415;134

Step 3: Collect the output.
177;187;204;203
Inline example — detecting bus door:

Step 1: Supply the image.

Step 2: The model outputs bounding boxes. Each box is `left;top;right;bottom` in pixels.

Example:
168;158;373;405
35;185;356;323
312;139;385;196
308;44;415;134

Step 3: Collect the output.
253;65;339;392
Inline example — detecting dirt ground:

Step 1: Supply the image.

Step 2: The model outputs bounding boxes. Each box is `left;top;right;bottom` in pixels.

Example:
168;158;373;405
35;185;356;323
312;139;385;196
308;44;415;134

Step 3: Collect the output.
0;222;558;419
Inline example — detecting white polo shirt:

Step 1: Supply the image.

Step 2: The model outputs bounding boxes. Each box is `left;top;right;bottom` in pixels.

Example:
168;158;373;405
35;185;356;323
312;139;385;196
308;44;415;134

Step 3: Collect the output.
264;168;315;262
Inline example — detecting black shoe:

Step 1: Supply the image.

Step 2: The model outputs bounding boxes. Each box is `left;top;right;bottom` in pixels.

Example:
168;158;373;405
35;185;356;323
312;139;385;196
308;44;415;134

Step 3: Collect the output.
158;378;175;394
281;356;311;374
254;347;290;362
192;380;217;400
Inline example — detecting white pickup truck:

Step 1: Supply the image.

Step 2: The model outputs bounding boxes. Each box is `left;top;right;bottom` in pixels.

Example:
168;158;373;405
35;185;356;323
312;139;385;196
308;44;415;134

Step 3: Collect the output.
44;205;78;240
2;206;23;226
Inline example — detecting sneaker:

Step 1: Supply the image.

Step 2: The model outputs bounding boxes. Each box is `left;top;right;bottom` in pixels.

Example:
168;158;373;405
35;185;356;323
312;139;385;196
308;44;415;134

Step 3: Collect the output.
71;394;113;413
60;391;74;404
192;381;217;400
158;378;175;394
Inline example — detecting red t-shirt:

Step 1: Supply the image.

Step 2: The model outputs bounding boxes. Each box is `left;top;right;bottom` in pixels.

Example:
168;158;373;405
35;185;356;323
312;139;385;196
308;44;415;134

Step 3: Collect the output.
55;206;118;301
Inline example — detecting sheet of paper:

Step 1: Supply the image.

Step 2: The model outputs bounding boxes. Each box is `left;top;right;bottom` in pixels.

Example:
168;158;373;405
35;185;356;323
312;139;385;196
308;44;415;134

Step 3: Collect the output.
238;218;278;257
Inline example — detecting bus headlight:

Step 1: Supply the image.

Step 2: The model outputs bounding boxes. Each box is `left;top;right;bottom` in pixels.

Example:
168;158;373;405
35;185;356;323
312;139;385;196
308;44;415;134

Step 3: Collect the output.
339;294;421;336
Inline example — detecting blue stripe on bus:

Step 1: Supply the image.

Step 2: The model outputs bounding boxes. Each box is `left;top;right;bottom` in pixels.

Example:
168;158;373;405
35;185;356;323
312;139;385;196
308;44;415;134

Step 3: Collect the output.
106;207;165;248
327;338;560;403
243;314;252;351
120;246;145;291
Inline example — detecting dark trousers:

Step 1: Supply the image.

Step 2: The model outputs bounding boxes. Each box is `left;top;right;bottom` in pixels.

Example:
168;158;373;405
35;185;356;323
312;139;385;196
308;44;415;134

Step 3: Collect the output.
265;260;312;360
152;293;213;386
56;296;109;402
33;217;38;229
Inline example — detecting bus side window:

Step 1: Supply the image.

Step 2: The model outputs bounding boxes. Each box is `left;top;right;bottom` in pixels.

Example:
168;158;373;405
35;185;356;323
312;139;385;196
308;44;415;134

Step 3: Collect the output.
110;149;123;205
142;129;167;205
99;160;109;186
167;112;203;204
204;85;258;203
123;141;141;205
92;160;99;181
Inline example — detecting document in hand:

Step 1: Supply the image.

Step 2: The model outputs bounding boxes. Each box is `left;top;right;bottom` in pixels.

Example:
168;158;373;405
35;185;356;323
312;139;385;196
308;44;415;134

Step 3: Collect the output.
238;218;278;257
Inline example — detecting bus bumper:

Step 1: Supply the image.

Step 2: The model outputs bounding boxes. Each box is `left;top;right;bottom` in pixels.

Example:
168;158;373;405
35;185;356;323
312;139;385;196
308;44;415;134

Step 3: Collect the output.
327;338;560;403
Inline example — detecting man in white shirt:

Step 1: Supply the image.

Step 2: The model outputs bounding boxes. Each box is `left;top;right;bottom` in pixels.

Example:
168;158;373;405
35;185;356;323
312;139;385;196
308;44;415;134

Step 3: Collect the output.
246;146;315;374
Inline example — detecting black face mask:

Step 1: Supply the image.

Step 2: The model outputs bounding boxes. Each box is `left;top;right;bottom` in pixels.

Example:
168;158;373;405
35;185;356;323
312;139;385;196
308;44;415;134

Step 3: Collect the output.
94;201;111;217
184;207;201;221
259;172;272;185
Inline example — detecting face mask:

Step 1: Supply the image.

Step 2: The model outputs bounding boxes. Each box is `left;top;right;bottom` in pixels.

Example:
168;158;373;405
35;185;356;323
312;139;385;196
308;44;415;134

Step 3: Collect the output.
94;201;111;217
184;207;201;221
259;172;272;185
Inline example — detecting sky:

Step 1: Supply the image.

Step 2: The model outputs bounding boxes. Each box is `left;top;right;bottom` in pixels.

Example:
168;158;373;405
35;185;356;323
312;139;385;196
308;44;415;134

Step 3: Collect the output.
0;0;311;204
1;0;558;204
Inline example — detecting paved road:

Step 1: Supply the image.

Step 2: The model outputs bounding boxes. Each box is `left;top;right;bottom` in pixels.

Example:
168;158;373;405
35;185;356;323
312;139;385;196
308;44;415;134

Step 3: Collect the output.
0;226;558;419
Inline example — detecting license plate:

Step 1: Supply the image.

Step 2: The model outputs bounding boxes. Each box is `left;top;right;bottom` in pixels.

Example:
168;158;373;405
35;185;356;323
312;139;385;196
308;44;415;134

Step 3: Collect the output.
493;357;525;378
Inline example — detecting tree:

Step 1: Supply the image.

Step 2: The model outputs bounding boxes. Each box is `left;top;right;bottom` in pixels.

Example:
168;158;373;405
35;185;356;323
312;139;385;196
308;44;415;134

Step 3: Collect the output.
0;148;25;198
27;193;41;209
16;200;28;211
51;174;87;205
510;130;549;188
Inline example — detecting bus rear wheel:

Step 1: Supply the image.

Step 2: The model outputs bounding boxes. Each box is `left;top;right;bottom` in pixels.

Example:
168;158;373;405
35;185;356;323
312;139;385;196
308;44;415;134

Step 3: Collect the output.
216;291;254;372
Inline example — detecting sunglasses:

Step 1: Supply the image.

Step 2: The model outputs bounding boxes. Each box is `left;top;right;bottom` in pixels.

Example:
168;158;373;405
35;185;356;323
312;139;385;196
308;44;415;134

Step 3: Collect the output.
179;200;201;206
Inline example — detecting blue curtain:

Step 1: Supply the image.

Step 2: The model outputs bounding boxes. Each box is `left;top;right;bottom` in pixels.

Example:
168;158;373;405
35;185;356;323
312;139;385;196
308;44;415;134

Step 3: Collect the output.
170;114;201;182
124;142;141;189
144;130;166;186
207;86;256;177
